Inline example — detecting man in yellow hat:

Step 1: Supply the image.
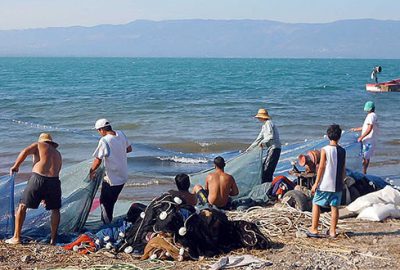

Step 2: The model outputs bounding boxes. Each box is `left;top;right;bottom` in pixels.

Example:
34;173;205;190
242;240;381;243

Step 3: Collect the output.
7;133;62;245
247;109;281;183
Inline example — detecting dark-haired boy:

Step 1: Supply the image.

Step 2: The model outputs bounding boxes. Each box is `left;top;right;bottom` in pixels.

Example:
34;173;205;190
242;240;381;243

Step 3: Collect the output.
193;156;239;209
168;173;197;206
308;125;346;238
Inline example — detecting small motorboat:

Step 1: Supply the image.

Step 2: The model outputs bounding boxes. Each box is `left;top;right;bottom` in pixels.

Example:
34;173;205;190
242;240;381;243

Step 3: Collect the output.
366;78;400;92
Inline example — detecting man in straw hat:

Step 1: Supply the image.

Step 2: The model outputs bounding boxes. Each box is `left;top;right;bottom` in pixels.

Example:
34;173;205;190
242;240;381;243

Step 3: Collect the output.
90;118;132;224
247;108;281;183
6;133;62;245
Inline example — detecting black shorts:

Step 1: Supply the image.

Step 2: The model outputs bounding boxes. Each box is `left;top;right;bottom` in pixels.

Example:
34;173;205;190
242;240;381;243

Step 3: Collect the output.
20;173;62;210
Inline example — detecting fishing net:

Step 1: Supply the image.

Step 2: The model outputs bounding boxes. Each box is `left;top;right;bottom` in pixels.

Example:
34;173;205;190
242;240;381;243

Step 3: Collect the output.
190;131;362;201
190;146;263;197
0;160;104;241
0;131;362;241
0;174;15;238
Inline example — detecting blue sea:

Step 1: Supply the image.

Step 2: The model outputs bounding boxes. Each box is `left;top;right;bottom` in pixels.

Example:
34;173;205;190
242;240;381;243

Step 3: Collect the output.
0;58;399;200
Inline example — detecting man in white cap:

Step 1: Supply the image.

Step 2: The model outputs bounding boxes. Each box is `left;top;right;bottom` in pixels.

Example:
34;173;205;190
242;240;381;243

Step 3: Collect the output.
7;133;62;245
90;119;132;224
247;109;281;183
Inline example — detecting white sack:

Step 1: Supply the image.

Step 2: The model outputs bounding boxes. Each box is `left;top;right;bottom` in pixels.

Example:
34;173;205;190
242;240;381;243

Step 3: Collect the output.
357;203;400;221
347;186;400;213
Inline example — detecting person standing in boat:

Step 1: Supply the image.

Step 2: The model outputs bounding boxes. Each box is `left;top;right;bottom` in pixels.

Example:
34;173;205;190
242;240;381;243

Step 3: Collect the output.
247;108;281;183
351;101;379;174
90;119;132;224
370;66;382;83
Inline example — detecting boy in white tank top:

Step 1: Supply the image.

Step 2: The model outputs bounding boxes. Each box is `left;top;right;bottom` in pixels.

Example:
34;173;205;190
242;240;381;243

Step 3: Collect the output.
307;124;346;238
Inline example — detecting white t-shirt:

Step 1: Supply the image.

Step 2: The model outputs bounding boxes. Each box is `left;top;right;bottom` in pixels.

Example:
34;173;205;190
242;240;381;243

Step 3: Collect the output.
93;130;130;186
361;112;378;144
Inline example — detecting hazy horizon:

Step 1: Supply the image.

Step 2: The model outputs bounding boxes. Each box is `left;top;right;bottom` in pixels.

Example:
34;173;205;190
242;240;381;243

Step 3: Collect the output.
1;0;400;30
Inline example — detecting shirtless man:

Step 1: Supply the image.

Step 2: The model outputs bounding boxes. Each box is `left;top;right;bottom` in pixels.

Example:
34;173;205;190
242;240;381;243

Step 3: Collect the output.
6;133;62;245
193;156;239;209
168;173;197;206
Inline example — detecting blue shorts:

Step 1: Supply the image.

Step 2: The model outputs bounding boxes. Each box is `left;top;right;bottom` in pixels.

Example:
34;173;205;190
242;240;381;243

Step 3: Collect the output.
313;190;342;207
362;143;375;160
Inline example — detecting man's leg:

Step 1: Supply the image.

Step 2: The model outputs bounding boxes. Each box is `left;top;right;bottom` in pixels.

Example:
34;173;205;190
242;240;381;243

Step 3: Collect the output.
362;158;370;174
100;182;123;224
309;203;320;234
192;185;209;206
330;206;339;237
8;204;27;244
50;209;60;245
262;148;281;183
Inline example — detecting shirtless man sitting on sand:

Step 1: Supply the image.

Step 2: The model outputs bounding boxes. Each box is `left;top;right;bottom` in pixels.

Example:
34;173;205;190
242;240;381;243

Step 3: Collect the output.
6;133;62;245
193;156;239;209
168;173;197;206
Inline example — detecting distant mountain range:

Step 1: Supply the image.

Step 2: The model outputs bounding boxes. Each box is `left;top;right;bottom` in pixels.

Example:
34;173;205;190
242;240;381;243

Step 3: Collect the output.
1;19;399;58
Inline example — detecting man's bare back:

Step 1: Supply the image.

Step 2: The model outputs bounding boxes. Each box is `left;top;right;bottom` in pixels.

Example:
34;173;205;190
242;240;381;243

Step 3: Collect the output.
11;141;62;177
206;170;238;208
33;142;62;177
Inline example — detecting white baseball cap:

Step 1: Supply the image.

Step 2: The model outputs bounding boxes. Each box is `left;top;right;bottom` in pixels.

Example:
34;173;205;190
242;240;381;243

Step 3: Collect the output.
94;118;111;130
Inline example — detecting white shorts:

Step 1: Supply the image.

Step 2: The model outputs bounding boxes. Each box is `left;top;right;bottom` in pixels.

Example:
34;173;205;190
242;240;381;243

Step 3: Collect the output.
362;142;375;160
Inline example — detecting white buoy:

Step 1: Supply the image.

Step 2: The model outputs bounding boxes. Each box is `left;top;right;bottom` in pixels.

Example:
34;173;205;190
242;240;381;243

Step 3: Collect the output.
103;236;110;242
105;242;113;250
124;246;133;254
119;232;125;238
174;197;183;204
179;247;185;256
159;211;168;220
178;227;187;236
150;254;157;260
140;212;145;219
72;245;79;252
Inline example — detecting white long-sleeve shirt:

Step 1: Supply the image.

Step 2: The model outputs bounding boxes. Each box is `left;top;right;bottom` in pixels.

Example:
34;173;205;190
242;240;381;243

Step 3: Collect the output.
248;120;281;150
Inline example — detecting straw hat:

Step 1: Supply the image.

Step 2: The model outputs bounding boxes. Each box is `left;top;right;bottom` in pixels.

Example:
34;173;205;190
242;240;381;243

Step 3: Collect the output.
38;133;59;148
254;108;271;119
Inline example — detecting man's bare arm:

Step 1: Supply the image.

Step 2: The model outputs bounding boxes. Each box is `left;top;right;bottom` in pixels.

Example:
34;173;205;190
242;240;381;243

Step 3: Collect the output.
358;124;373;142
351;127;362;132
205;174;211;191
90;158;102;180
229;177;239;196
10;143;38;175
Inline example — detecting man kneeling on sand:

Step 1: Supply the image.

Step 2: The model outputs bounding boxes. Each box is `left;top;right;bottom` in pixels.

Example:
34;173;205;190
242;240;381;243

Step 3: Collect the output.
193;156;239;209
7;133;62;245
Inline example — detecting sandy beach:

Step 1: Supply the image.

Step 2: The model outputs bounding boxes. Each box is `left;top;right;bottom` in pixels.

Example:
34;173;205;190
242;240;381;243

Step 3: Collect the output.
1;210;399;270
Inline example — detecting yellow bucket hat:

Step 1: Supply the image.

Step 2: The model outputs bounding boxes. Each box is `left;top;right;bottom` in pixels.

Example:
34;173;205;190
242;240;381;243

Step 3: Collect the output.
254;108;271;119
38;133;59;148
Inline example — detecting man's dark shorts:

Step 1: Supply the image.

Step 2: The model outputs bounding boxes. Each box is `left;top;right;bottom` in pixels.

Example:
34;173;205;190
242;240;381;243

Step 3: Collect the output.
21;173;62;210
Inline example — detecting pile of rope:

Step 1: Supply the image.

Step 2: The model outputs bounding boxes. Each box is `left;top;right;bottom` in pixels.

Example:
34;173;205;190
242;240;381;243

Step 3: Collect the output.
227;204;351;238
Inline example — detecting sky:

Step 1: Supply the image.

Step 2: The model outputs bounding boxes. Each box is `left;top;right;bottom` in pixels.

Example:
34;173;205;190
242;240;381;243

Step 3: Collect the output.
1;0;400;30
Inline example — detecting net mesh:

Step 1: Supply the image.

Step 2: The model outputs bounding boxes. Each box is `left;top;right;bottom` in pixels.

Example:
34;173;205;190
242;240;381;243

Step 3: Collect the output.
0;160;104;240
0;131;362;240
190;131;361;200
